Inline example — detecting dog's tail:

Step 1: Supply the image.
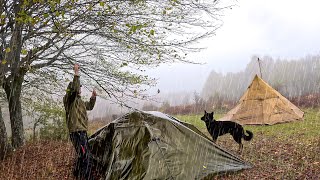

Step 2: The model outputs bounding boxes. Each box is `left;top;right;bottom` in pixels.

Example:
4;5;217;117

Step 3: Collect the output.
243;130;253;141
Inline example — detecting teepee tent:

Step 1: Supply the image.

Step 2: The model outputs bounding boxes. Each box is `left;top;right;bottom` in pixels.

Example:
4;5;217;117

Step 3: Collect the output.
89;111;252;180
219;75;304;125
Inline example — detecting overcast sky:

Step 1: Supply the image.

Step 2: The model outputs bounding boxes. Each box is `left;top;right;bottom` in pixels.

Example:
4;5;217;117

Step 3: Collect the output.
147;0;320;94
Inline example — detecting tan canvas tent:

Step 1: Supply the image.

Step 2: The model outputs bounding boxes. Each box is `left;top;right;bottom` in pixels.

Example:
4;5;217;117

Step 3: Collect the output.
89;111;252;179
219;75;304;125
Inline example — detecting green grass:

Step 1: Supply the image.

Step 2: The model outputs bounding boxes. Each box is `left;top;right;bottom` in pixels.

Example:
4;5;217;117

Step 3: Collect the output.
174;108;320;143
244;108;320;142
173;109;320;179
175;113;224;131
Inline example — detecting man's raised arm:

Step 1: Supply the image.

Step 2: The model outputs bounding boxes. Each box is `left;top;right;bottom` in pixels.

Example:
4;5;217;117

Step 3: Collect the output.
85;89;97;110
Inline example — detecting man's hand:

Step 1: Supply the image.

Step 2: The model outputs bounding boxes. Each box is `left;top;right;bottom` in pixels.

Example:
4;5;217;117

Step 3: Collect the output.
74;63;80;76
92;89;97;97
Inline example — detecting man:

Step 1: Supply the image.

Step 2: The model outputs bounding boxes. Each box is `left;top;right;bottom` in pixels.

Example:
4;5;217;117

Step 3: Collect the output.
63;63;97;180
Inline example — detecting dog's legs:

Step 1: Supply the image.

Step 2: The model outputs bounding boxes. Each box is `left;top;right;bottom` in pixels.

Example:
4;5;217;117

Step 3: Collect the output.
238;143;243;154
233;134;243;154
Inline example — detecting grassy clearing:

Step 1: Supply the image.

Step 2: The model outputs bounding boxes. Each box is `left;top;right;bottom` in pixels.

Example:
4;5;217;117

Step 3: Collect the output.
176;109;320;142
245;109;320;141
175;113;224;131
175;108;320;179
0;110;319;179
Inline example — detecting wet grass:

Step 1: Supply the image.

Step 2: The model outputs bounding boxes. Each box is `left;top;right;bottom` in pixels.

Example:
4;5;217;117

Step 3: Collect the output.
246;109;320;141
0;109;319;179
175;113;224;131
175;108;320;179
176;108;320;142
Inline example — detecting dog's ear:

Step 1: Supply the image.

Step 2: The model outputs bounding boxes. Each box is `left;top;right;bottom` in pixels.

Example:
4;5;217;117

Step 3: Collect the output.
210;112;214;118
204;110;207;114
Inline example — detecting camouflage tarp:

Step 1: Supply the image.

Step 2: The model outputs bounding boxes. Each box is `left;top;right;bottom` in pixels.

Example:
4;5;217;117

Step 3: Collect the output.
89;111;252;180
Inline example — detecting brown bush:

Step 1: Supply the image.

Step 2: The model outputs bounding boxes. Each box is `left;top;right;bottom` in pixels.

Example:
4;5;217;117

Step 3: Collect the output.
289;93;320;108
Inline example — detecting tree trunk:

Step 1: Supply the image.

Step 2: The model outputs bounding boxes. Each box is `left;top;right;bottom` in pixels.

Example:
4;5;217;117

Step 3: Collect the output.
0;106;8;160
33;120;39;142
1;1;25;149
4;74;25;149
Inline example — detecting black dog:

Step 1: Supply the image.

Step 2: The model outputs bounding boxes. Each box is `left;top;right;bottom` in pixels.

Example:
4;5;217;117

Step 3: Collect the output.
201;111;253;154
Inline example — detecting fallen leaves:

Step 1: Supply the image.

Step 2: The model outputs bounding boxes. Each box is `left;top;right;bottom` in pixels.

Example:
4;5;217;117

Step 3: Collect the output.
0;130;319;179
210;135;320;179
0;140;74;180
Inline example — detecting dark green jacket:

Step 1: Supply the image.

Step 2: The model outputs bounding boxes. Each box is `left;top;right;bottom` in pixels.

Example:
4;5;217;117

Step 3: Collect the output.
63;75;96;132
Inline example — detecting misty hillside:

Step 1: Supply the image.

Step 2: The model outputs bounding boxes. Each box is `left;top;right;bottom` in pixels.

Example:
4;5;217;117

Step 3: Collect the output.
202;55;320;101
